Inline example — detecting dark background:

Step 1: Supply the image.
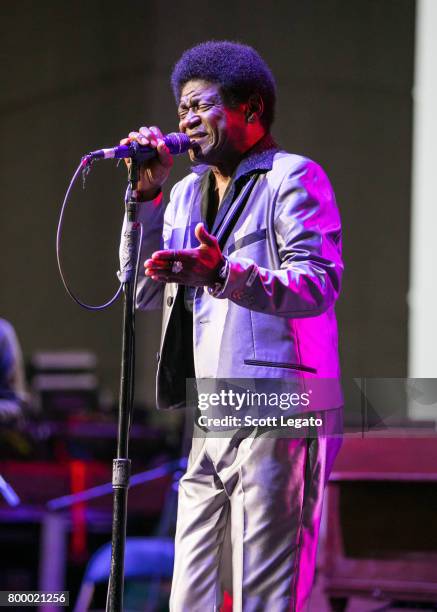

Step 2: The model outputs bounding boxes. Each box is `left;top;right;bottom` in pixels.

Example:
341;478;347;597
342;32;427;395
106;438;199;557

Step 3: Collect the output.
0;0;415;408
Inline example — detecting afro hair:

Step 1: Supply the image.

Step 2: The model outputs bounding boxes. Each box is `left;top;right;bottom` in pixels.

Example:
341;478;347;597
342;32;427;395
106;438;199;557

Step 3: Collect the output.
171;41;276;129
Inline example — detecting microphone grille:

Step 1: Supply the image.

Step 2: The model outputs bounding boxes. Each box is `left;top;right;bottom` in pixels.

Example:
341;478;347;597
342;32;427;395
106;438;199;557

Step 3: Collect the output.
164;132;192;155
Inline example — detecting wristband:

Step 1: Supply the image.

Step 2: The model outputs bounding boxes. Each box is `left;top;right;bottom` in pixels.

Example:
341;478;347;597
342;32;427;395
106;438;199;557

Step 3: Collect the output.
208;257;230;297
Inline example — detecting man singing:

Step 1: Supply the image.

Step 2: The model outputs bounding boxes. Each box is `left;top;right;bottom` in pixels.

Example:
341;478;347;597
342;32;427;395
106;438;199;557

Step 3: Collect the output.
120;41;343;611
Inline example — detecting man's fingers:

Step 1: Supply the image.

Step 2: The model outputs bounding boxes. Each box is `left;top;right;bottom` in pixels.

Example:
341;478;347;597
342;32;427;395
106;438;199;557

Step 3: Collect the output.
144;264;171;276
144;259;170;271
156;140;173;168
122;126;164;147
149;126;164;140
148;271;205;286
148;127;172;165
195;222;217;248
128;129;155;147
147;269;181;282
145;262;174;275
151;249;195;261
145;253;195;279
149;275;167;283
139;126;158;147
151;250;175;261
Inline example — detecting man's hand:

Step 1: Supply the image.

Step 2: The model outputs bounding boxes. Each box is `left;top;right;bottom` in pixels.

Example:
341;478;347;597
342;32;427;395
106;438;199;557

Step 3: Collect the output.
144;223;225;286
120;126;173;200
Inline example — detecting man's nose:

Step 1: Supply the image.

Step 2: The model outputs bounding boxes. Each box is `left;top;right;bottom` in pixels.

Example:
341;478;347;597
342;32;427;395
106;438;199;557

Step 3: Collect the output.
180;111;201;131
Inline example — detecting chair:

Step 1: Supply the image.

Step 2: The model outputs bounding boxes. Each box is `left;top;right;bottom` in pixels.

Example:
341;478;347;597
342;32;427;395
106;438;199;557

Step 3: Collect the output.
73;536;174;612
72;460;185;611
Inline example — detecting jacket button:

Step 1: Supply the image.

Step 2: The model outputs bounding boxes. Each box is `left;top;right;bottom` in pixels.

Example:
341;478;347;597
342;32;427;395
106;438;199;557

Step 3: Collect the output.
166;296;174;307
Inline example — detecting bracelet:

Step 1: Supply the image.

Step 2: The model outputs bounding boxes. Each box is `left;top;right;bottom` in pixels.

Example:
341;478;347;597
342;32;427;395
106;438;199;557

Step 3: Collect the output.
208;257;230;297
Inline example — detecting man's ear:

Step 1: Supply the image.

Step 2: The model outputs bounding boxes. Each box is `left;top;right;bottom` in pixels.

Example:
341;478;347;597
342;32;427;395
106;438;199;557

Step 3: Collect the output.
246;94;264;123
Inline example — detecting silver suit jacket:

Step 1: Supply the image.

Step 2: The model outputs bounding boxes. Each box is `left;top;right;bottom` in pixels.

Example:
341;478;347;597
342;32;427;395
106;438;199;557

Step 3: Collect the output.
123;142;343;410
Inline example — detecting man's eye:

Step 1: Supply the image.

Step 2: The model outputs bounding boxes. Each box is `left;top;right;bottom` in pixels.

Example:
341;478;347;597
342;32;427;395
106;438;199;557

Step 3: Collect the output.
178;102;212;119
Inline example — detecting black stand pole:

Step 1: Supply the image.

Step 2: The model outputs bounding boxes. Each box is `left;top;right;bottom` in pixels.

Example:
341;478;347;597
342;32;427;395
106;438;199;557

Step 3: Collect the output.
106;157;140;612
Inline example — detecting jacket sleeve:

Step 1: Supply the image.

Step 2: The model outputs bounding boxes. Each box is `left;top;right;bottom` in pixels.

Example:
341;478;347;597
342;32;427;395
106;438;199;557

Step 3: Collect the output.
119;187;175;311
212;160;343;317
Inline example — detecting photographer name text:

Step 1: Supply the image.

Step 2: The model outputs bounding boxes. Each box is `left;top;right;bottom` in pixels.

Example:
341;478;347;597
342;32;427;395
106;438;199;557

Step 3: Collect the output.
197;415;323;428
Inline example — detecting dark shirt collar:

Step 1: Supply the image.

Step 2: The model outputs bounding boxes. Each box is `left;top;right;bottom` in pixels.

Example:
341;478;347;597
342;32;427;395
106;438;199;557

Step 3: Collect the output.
234;132;278;180
197;133;279;239
192;132;279;182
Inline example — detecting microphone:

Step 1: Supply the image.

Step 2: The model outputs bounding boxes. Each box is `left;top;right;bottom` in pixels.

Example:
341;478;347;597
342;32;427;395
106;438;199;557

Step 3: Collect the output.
85;132;192;162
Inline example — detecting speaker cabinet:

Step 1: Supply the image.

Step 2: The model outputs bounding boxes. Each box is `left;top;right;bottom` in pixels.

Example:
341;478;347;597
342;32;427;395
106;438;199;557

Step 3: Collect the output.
324;432;437;608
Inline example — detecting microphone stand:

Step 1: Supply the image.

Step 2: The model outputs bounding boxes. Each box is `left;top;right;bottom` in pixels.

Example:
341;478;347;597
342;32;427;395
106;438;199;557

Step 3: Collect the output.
106;155;141;612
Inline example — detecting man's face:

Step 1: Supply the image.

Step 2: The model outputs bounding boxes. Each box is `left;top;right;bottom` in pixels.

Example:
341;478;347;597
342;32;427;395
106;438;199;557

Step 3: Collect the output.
178;79;248;166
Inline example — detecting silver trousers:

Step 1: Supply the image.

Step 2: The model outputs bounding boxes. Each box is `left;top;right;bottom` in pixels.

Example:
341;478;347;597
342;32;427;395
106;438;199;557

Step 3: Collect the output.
170;422;342;612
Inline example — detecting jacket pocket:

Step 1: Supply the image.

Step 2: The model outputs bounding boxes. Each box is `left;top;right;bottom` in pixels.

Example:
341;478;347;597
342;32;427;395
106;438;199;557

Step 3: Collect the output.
244;359;317;374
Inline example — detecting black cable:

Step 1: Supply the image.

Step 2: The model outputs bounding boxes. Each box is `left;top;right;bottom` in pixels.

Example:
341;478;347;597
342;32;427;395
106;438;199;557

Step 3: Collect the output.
56;157;142;311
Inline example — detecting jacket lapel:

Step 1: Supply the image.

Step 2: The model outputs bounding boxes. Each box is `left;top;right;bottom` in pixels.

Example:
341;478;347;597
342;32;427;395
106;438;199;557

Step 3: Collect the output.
214;174;259;249
211;136;278;237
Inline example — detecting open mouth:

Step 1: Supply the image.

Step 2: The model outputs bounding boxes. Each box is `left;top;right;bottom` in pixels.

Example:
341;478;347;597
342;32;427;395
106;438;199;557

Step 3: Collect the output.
189;132;208;141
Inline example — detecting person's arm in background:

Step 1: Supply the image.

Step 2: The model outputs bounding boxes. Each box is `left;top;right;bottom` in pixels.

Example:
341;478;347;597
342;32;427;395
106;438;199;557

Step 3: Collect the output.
0;319;27;421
